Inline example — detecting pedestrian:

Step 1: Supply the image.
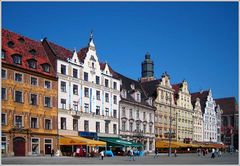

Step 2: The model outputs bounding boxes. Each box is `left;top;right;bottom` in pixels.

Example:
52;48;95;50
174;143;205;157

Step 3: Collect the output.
202;149;205;156
100;150;104;160
129;148;135;161
51;149;54;157
197;149;200;156
154;149;159;158
218;150;222;157
174;149;177;157
211;148;215;159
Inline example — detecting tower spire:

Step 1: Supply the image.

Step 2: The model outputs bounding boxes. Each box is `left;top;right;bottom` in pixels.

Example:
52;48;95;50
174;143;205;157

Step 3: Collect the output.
88;30;95;49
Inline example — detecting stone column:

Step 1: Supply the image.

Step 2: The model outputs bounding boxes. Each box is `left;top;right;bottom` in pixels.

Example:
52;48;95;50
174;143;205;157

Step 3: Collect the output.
147;137;149;152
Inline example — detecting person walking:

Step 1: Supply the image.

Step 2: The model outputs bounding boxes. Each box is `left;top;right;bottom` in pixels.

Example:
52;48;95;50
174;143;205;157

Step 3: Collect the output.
202;149;206;156
51;149;54;157
174;149;177;157
154;149;159;158
100;150;104;160
218;150;222;157
129;148;135;161
211;148;215;159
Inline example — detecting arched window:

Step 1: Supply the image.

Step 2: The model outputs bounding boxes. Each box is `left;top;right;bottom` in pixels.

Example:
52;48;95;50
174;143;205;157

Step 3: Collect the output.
12;54;22;65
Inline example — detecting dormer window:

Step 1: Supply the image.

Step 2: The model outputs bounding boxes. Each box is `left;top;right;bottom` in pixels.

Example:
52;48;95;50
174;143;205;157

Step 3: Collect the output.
18;37;25;43
130;83;135;90
12;54;22;65
1;50;5;59
28;59;37;69
121;89;127;98
136;92;141;102
42;64;50;73
29;49;37;55
7;41;14;48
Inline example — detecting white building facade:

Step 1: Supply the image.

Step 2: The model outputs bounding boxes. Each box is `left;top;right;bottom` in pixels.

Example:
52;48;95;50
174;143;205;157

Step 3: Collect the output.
118;74;155;152
192;98;204;142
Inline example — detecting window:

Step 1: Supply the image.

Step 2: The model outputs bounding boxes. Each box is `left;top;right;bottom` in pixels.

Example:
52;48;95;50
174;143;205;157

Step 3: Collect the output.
45;119;51;130
129;122;133;132
15;115;23;127
2;50;5;59
30;77;37;86
113;95;117;104
44;80;51;89
61;64;66;75
84;120;89;132
61;81;66;92
29;49;36;55
136;110;139;119
42;64;50;73
2;88;6;100
122;121;126;131
2;136;7;155
61;99;66;109
44;97;51;107
18;37;25;43
31;138;40;155
96;106;100;115
73;84;78;95
92;62;95;68
149;113;152;121
105;122;109;134
96;91;100;100
136;123;140;132
105;93;109;102
73;119;78;131
13;55;22;64
105;79;109;87
73;101;78;111
2;69;6;79
31;117;38;128
15;73;23;82
113;110;117;118
137;93;141;102
84;72;88;81
8;41;14;48
15;91;23;103
113;82;117;90
113;124;117;134
2;113;6;125
96;76;100;85
143;112;146;120
84;88;89;97
143;124;146;133
73;68;78;78
122;107;126;116
129;109;133;118
61;117;66;130
84;103;89;112
28;60;36;69
105;108;109;116
96;122;100;133
30;94;37;105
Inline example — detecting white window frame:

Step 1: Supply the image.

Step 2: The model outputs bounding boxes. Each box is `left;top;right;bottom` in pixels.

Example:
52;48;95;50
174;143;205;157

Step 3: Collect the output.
60;98;66;110
29;93;38;105
31;137;40;155
2;113;7;125
14;115;24;127
73;84;78;95
84;103;89;112
44;80;52;89
30;76;38;86
2;69;7;79
60;81;67;92
30;117;39;128
60;117;67;130
14;90;23;103
14;72;23;83
44;118;52;130
44;96;52;107
72;68;78;78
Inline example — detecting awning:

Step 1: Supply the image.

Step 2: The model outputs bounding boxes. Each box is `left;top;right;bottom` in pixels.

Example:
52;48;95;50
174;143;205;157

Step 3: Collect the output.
60;135;106;146
99;137;143;147
155;141;192;148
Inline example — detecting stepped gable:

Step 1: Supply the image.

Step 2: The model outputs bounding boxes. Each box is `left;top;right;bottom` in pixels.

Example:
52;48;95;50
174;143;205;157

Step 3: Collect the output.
172;83;182;104
191;90;209;113
215;97;238;115
2;28;55;77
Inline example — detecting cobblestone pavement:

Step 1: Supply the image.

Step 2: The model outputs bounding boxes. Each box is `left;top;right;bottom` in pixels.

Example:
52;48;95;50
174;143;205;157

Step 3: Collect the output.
1;152;239;165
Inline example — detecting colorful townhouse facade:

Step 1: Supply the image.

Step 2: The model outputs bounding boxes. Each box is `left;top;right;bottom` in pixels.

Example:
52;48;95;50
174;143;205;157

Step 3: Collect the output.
2;29;58;156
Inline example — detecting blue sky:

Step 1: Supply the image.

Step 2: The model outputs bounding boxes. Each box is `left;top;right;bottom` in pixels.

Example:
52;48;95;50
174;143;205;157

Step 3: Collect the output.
2;2;238;100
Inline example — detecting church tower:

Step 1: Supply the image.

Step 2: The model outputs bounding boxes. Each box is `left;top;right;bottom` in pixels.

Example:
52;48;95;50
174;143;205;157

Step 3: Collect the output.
141;52;154;82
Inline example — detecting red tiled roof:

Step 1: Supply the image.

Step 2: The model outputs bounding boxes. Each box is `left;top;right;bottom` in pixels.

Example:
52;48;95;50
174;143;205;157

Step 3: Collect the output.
215;97;238;115
47;41;73;61
77;47;88;63
2;29;56;77
172;83;182;94
141;79;161;98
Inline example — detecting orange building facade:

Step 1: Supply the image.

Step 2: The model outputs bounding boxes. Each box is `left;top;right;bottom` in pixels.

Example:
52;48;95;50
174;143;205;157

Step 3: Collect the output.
2;29;58;156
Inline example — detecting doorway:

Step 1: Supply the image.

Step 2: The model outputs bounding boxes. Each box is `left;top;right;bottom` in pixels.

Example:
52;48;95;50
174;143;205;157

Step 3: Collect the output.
13;137;25;156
